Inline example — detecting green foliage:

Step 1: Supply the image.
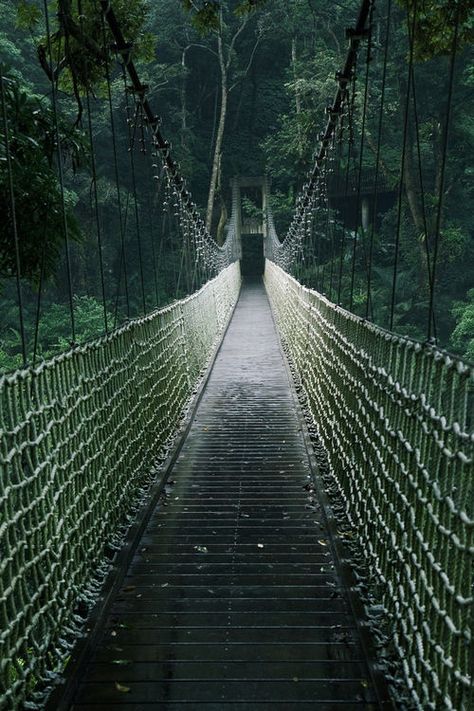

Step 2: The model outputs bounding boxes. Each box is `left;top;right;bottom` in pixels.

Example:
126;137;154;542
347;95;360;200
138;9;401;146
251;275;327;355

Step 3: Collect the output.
0;0;473;370
0;69;84;282
403;0;474;60
36;294;114;351
16;0;42;29
450;289;474;362
17;0;153;110
181;0;268;32
0;293;114;371
241;195;261;218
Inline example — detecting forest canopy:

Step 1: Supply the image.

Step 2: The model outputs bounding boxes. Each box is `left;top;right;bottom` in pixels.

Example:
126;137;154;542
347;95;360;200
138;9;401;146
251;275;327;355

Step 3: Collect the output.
0;0;473;370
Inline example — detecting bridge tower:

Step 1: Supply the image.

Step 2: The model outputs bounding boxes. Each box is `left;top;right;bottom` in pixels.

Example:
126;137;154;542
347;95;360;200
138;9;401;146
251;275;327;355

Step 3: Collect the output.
230;176;271;276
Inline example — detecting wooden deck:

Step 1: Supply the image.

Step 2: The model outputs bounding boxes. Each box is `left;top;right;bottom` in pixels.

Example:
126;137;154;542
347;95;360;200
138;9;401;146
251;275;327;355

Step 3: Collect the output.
67;279;383;710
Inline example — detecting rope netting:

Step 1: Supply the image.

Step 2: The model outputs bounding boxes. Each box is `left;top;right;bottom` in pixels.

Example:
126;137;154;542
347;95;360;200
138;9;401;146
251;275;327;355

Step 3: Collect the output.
0;261;240;709
265;260;473;710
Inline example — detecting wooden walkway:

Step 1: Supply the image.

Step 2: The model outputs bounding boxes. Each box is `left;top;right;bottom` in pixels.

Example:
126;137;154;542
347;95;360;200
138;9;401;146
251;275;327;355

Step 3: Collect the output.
68;279;382;710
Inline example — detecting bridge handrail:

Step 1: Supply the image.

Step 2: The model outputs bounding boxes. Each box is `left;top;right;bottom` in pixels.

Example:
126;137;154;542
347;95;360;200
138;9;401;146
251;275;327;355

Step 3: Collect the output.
0;262;241;709
264;260;473;710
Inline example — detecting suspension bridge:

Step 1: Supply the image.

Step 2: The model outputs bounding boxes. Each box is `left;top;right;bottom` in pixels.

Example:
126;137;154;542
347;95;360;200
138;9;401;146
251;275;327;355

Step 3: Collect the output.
0;0;473;709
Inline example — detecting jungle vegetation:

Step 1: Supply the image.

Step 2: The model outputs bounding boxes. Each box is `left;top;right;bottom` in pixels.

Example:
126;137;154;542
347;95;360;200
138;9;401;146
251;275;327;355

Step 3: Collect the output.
0;0;473;370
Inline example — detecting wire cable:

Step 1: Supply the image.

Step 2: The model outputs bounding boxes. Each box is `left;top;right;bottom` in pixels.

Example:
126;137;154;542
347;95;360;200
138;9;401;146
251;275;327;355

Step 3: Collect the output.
366;0;392;320
349;0;373;312
389;0;417;331
0;73;27;365
427;2;460;341
122;69;147;315
101;13;130;319
43;0;76;343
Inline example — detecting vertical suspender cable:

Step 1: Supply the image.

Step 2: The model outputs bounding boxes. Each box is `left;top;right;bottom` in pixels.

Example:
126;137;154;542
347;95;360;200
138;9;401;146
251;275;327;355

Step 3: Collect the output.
349;0;373;313
122;72;147;315
85;88;109;333
389;0;417;331
147;145;160;306
101;14;130;318
327;132;337;300
78;0;109;334
320;157;330;294
427;3;460;341
334;113;346;303
411;69;436;340
0;74;27;365
43;0;76;343
366;0;392;320
337;77;356;305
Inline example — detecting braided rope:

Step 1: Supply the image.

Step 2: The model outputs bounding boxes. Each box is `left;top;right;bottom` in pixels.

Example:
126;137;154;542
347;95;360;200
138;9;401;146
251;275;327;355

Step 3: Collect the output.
265;260;473;710
0;262;241;709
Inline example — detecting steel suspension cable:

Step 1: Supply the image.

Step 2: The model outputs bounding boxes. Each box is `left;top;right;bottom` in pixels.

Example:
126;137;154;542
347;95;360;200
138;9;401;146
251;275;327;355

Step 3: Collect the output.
320;156;331;294
99;0;230;280
101;13;130;319
389;0;417;331
349;0;374;312
334;112;347;304
0;73;27;365
122;70;147;315
43;0;76;343
366;0;392;320
272;0;373;276
146;139;161;306
75;0;109;335
400;0;437;339
427;3;460;341
327;136;338;300
410;69;436;339
337;76;357;304
32;223;49;367
85;87;109;334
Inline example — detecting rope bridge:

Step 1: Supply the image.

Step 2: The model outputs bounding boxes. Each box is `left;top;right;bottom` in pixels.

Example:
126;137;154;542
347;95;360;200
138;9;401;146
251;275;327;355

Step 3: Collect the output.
0;0;473;709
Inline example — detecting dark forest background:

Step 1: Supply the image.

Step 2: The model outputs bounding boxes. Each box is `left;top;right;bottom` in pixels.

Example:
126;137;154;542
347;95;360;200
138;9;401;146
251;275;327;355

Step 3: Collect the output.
0;0;473;371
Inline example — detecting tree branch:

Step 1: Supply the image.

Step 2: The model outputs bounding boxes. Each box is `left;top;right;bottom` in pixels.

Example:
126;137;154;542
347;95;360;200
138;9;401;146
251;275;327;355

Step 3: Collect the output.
225;14;249;71
229;34;261;92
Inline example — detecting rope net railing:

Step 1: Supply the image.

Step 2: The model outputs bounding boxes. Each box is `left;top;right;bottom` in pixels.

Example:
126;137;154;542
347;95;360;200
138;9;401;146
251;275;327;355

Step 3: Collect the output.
0;261;240;709
264;261;473;710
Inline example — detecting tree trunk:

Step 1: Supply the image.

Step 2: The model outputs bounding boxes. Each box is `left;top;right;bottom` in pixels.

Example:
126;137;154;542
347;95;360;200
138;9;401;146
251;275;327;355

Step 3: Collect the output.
216;199;228;246
404;140;425;238
206;33;227;233
397;77;427;238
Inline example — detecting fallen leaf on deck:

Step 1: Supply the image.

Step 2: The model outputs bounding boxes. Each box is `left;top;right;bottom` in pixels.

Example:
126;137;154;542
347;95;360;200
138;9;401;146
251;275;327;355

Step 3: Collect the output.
115;682;130;693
